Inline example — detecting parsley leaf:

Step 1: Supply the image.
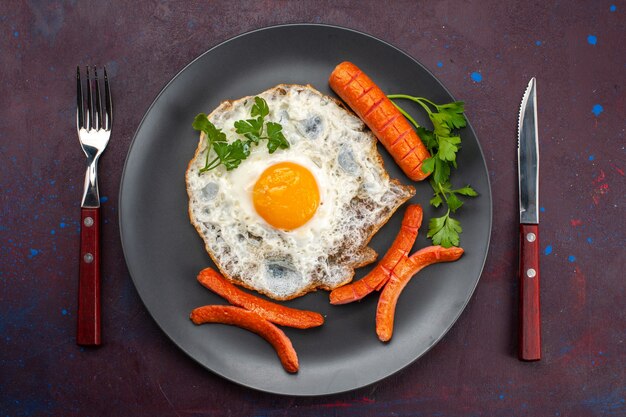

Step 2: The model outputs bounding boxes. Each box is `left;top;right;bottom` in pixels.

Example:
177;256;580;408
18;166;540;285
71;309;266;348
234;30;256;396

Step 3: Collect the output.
251;96;269;118
433;157;450;185
437;135;461;162
192;97;289;173
222;140;250;170
192;114;228;173
387;94;478;247
430;194;443;208
234;117;264;143
212;141;230;160
446;193;464;212
454;185;478;197
427;211;462;248
421;156;436;175
437;102;466;129
192;113;212;134
417;126;437;152
266;122;289;153
228;140;250;161
211;140;251;171
192;114;227;144
430;112;452;137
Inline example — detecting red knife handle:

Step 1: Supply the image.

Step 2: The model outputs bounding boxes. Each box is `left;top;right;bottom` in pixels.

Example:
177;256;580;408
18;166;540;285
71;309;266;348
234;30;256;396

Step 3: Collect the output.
77;207;101;346
519;223;541;360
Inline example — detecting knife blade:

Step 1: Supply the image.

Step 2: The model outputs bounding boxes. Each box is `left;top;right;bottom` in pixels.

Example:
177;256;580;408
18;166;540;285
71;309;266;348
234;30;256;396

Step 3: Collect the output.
517;78;541;361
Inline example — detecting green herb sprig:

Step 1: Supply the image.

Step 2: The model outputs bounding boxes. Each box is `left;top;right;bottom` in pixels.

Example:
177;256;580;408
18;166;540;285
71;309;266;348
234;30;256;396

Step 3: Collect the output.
192;97;289;172
388;94;478;248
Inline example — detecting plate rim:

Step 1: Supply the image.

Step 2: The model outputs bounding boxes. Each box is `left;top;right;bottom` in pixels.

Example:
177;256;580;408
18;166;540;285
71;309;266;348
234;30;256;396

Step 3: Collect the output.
119;22;493;396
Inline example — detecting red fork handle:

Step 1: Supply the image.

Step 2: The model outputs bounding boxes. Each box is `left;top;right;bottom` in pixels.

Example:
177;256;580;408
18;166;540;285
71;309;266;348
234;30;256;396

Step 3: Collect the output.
519;223;541;360
77;207;101;346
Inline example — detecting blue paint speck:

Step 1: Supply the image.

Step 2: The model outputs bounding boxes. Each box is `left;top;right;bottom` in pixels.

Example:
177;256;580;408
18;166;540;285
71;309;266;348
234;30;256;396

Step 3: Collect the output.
535;40;542;46
545;245;553;255
587;35;597;45
587;237;593;244
470;72;482;82
0;225;7;231
499;394;505;400
50;229;55;235
99;196;108;203
28;249;40;259
589;155;595;161
437;61;443;68
62;309;68;316
592;104;603;116
568;255;576;262
610;5;616;12
60;222;67;228
13;30;18;38
540;206;545;212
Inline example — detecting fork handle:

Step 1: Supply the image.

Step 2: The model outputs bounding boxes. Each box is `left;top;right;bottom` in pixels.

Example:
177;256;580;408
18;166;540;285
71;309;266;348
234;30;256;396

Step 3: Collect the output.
77;207;101;346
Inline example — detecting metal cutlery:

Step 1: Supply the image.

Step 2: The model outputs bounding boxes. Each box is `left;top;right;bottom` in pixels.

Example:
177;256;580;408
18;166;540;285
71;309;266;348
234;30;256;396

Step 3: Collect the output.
76;66;112;346
517;77;541;361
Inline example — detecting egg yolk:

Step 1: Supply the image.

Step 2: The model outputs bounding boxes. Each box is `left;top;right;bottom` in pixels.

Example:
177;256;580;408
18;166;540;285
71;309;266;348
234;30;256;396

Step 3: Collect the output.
252;162;320;230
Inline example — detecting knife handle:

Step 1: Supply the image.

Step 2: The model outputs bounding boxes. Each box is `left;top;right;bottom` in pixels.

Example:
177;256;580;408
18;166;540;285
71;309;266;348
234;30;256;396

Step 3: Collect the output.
519;223;541;361
77;207;101;346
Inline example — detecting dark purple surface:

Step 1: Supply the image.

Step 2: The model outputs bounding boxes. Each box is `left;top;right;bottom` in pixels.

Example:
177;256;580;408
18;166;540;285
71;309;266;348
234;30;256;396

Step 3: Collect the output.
1;1;624;416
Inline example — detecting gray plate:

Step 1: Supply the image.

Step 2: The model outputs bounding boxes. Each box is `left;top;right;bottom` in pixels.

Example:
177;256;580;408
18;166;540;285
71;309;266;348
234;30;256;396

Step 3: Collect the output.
119;24;492;396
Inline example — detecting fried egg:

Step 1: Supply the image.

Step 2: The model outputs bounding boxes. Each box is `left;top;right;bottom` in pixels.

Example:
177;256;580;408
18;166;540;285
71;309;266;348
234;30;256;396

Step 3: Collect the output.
186;84;414;300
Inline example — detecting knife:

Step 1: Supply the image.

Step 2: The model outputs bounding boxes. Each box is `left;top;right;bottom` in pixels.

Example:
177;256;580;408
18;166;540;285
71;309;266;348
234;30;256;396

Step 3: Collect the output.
518;77;541;361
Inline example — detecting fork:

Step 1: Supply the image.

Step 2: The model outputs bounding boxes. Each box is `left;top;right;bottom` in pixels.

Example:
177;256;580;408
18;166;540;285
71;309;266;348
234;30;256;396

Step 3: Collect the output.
76;66;112;346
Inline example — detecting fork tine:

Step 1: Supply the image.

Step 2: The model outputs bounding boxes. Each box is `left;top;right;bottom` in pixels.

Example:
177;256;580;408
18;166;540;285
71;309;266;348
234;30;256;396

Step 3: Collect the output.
103;67;112;130
93;66;102;130
85;66;93;130
76;66;84;130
